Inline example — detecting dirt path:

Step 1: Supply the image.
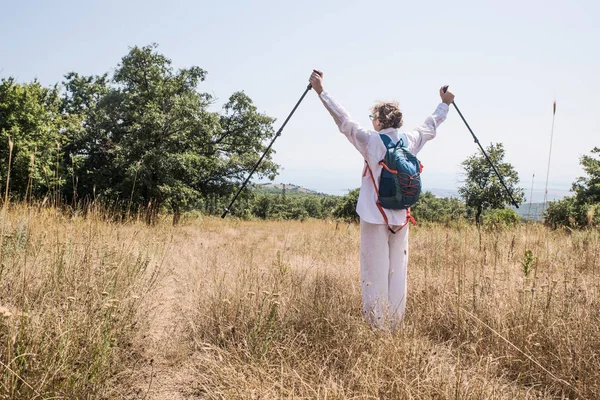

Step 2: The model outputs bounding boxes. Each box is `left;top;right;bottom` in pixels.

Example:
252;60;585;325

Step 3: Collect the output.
122;232;201;400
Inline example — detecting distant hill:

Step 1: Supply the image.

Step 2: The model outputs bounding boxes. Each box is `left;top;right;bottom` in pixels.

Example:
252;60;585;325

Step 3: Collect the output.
253;183;327;197
428;188;460;198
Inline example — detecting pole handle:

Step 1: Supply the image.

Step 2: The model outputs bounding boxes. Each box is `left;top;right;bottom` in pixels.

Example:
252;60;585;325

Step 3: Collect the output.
307;69;323;91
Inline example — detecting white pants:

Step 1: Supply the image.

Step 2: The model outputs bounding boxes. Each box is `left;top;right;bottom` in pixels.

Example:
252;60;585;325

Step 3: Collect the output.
360;219;409;330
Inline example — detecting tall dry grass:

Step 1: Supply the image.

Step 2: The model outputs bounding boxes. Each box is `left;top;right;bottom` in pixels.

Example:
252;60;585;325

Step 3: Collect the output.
177;219;600;399
1;208;598;399
0;204;167;399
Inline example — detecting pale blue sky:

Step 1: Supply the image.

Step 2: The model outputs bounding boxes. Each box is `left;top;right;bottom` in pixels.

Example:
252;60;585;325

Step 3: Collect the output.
2;0;598;201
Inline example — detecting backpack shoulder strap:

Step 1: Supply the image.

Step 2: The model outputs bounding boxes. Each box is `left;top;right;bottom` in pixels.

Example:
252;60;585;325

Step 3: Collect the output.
379;134;394;149
398;133;408;148
380;133;408;149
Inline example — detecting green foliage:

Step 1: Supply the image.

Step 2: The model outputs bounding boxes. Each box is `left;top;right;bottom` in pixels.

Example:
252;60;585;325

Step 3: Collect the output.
545;148;600;230
111;45;272;221
246;184;331;220
572;147;600;203
483;208;522;228
458;143;525;224
545;198;600;229
254;183;321;197
310;189;470;224
320;196;341;218
0;44;280;223
244;191;337;221
0;78;74;200
0;46;540;230
544;197;578;229
332;188;360;222
303;196;323;218
411;191;467;224
274;250;290;276
521;249;536;278
251;195;272;219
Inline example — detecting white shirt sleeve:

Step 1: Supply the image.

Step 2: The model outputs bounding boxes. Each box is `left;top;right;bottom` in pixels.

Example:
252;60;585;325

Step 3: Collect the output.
319;90;373;159
406;103;449;155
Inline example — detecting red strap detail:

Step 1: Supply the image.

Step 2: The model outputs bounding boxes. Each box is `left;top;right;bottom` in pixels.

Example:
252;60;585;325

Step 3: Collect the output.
366;163;379;195
362;162;368;177
419;163;424;174
406;207;417;226
376;200;389;225
379;161;398;174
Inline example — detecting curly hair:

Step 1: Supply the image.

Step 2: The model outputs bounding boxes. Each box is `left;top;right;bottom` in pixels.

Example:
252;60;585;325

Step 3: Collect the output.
371;101;403;129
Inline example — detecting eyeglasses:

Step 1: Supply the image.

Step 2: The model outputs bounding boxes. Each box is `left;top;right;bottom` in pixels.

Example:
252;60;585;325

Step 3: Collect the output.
369;114;375;120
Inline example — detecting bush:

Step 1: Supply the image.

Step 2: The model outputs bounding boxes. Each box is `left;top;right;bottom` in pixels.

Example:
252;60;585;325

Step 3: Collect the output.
545;198;600;229
483;208;521;228
542;147;600;230
332;189;360;222
411;191;467;224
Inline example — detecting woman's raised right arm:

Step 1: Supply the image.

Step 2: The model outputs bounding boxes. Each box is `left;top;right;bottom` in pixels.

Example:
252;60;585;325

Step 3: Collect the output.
310;70;373;158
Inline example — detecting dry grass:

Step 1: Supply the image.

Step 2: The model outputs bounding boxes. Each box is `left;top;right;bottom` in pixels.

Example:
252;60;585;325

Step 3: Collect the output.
0;204;168;399
178;219;600;399
2;211;600;399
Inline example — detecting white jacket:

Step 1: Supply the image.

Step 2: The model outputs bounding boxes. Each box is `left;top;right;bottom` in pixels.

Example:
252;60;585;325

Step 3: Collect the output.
319;90;449;225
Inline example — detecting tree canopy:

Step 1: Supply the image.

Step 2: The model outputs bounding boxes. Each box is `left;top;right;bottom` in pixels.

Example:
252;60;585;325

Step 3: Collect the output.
545;147;600;229
458;143;525;223
1;44;279;223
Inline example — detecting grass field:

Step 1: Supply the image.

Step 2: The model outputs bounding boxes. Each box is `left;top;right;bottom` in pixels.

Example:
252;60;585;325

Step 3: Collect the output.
1;209;599;399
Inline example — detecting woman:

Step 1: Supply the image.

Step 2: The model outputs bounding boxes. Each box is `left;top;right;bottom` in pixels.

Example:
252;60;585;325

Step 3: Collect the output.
309;70;455;329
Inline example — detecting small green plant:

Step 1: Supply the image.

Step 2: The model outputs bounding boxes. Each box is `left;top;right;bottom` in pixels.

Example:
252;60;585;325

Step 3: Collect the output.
274;250;289;276
521;249;536;278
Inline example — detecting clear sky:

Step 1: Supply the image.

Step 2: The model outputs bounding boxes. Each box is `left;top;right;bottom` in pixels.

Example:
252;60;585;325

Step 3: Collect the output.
2;0;598;202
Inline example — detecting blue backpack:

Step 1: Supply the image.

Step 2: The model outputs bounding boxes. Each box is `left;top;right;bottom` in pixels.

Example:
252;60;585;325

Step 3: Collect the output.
375;133;422;210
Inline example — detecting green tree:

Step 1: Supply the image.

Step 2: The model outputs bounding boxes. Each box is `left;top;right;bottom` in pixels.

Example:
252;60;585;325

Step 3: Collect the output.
62;44;279;223
60;73;111;204
333;188;360;222
572;147;600;203
0;78;70;200
458;143;525;224
252;195;273;219
285;198;309;220
411;191;467;223
303;196;323;218
545;148;600;229
321;195;341;218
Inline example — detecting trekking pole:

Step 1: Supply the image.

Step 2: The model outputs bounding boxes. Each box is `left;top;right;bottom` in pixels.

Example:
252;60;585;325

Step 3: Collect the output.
541;101;557;216
444;87;520;208
221;77;316;218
